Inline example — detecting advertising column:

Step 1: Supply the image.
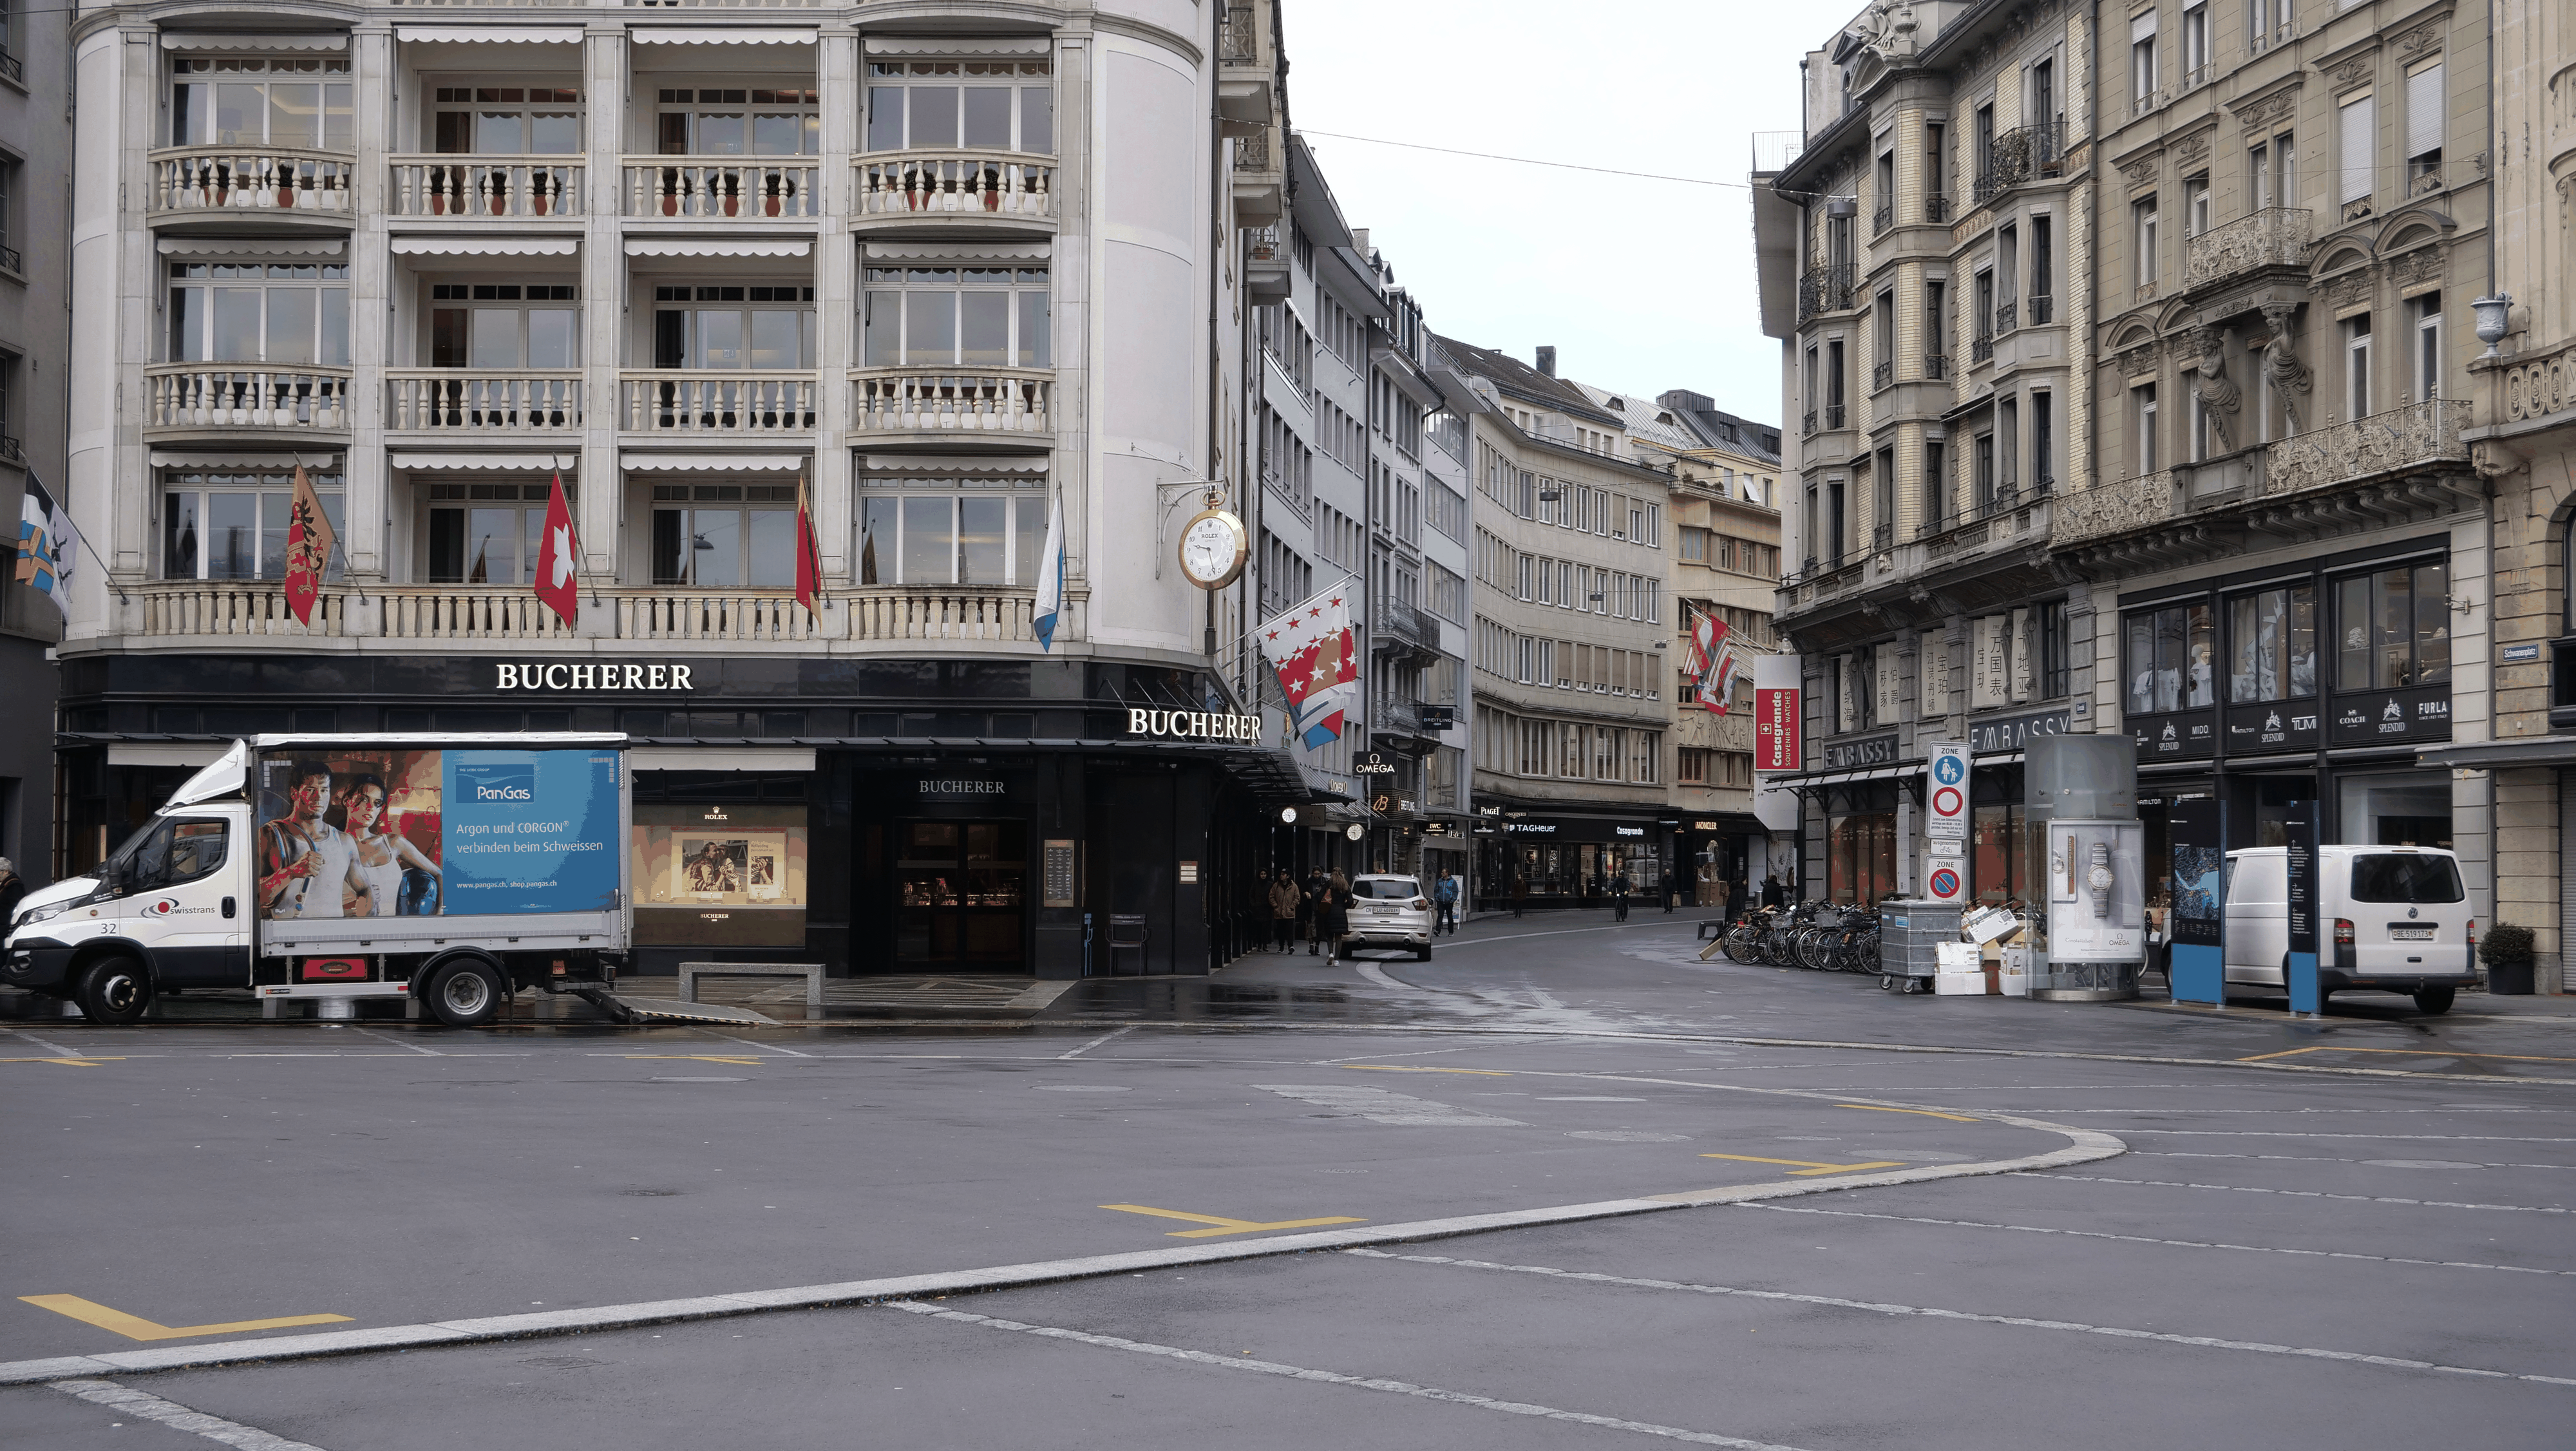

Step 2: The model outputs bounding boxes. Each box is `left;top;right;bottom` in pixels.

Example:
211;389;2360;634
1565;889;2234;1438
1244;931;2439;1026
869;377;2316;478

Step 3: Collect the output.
2285;800;2322;1016
2166;797;2226;1005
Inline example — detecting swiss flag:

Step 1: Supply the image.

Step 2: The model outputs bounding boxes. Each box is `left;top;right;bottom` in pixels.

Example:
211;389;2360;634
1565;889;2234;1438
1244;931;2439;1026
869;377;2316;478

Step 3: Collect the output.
533;472;580;628
794;473;822;614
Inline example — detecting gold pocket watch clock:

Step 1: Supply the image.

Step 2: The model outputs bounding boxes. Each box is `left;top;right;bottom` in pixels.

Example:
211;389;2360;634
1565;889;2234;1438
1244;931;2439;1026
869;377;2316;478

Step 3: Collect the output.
1178;505;1249;590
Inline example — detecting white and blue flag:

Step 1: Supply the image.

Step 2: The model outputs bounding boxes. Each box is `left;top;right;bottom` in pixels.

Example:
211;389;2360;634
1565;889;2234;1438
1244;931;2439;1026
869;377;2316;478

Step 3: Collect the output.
15;475;74;621
1032;488;1067;651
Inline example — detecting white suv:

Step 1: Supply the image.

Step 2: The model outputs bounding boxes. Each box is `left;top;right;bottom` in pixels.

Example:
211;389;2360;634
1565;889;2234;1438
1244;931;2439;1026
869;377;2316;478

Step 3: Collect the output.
1346;875;1434;960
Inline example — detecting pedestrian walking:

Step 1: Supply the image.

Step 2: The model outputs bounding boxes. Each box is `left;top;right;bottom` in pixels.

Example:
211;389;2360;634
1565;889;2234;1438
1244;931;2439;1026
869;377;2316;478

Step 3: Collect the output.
0;858;24;930
1302;866;1327;955
1761;873;1785;909
1512;870;1529;918
1432;868;1460;936
1611;867;1633;922
1268;868;1302;952
1320;870;1352;963
1726;874;1748;924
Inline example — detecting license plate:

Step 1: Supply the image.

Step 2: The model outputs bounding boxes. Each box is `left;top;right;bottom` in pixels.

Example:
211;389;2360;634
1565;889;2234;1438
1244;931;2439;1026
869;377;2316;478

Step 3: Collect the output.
2389;926;2435;941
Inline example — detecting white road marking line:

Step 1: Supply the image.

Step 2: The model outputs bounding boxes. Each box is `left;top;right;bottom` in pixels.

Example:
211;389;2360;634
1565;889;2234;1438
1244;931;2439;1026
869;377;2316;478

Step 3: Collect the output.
1736;1202;2576;1276
2139;1150;2576;1171
882;1301;1814;1450
0;1110;2123;1388
7;1027;82;1057
1057;1026;1136;1061
1343;1250;2576;1388
700;1029;811;1059
50;1379;330;1450
2112;1130;2576;1143
2012;1170;2570;1215
1996;1106;2555;1115
1254;1083;1527;1127
350;1028;439;1057
1352;962;1411;992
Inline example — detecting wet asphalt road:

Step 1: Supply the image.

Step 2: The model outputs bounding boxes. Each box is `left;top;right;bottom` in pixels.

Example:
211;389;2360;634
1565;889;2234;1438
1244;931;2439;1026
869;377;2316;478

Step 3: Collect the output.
3;911;2570;1449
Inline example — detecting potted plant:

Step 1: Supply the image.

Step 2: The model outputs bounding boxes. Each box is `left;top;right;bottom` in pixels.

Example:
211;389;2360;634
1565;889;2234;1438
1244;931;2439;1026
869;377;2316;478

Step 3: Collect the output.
2481;923;2537;996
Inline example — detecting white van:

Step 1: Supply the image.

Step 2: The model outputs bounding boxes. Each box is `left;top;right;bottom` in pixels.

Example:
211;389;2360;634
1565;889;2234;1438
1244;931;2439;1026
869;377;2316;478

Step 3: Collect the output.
2221;846;2476;1012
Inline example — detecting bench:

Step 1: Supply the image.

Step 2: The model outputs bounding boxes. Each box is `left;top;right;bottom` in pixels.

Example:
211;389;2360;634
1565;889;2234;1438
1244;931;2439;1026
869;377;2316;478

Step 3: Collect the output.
676;961;826;1010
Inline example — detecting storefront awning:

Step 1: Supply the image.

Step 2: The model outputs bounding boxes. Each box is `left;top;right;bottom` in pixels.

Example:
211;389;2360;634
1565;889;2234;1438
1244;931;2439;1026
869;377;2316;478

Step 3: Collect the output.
391;453;576;472
157;238;344;258
162;32;345;50
618;453;806;472
2416;736;2576;770
395;26;585;45
1758;759;1926;789
630;28;817;44
624;239;812;259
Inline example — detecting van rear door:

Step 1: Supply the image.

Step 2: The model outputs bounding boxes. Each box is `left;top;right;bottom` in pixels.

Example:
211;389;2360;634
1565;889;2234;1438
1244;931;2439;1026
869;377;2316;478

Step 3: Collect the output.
2342;851;2471;976
2224;851;2289;983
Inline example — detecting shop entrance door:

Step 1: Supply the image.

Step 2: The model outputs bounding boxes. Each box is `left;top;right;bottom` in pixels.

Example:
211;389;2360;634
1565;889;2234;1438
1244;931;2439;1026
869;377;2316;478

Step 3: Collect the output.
893;821;1028;971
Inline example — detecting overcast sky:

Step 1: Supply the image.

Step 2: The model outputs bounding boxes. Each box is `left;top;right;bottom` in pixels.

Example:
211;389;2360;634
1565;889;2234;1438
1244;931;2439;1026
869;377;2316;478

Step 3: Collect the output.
1277;1;1823;426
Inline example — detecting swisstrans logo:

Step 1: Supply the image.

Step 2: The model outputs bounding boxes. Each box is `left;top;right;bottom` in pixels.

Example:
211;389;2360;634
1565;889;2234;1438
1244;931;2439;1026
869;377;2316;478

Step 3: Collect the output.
146;897;181;916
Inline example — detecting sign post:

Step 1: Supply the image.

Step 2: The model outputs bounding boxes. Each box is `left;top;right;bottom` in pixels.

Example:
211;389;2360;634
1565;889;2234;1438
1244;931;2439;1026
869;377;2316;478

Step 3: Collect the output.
2284;801;2321;1016
2166;797;2226;1005
1923;741;1969;903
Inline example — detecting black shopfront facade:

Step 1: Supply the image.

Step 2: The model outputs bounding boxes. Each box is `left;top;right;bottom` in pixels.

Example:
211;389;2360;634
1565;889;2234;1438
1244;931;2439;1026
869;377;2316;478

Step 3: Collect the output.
1471;796;1669;909
55;652;1303;980
2115;534;2459;906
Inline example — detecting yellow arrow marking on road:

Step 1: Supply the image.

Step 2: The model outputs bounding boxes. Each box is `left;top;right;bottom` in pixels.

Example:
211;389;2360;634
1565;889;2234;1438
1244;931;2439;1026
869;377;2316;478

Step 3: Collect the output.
1101;1204;1367;1238
0;1057;126;1068
1838;1104;1981;1122
1342;1065;1514;1076
19;1295;352;1342
1698;1153;1908;1177
625;1055;764;1066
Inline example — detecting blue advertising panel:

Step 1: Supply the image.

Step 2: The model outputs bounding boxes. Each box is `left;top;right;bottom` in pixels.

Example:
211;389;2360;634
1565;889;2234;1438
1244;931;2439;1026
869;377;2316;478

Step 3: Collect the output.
440;750;623;916
2166;797;2226;1005
2284;801;2321;1015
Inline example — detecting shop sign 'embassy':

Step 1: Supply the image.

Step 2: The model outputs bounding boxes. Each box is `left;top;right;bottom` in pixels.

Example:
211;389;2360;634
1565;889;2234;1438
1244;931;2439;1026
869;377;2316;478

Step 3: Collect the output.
497;663;697;692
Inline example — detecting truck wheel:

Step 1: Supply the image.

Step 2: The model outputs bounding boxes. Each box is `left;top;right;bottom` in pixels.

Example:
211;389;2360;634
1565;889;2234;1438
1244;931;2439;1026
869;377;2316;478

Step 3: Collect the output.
2411;985;2456;1015
422;959;506;1029
75;958;154;1027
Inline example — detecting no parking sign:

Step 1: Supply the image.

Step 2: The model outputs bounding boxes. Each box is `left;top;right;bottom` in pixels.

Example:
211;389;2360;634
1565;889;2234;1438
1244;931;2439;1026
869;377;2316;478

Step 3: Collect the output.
1926;865;1963;900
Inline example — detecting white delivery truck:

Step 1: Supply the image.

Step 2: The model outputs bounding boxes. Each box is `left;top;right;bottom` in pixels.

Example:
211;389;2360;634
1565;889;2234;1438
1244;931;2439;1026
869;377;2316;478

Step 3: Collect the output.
3;734;633;1027
2222;844;2477;1013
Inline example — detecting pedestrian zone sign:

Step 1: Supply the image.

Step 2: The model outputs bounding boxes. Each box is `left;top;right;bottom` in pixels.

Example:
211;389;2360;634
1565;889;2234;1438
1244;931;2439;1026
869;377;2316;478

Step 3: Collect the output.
1926;741;1969;842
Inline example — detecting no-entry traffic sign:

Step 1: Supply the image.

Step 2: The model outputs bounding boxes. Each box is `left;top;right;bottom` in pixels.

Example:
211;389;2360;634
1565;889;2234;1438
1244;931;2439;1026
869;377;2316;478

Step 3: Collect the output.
1926;741;1969;842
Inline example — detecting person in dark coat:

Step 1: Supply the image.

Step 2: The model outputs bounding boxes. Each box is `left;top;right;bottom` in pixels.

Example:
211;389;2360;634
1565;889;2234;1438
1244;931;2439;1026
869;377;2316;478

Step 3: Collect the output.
1727;875;1748;924
1319;871;1352;963
0;858;24;930
1267;869;1303;951
1302;868;1327;954
1511;870;1530;918
1761;873;1786;909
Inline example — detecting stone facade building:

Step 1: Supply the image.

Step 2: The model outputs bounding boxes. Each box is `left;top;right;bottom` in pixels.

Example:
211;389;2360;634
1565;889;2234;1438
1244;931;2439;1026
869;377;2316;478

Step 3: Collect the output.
0;4;68;887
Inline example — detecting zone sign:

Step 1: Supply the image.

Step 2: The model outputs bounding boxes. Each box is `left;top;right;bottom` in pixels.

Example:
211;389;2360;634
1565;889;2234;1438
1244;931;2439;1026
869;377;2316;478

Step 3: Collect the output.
1925;741;1969;842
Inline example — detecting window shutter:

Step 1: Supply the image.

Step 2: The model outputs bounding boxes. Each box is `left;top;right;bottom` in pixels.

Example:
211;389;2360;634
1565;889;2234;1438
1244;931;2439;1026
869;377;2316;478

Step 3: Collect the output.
2406;62;2443;158
2339;93;2374;203
2130;8;2158;43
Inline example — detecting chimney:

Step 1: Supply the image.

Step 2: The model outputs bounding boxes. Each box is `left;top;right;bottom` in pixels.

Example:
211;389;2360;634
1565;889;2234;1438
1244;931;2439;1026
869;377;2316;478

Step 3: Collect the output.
1535;345;1557;377
1349;227;1370;253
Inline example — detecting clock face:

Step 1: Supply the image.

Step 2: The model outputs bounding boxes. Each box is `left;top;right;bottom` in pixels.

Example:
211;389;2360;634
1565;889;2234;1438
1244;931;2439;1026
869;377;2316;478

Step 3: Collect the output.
1178;510;1246;589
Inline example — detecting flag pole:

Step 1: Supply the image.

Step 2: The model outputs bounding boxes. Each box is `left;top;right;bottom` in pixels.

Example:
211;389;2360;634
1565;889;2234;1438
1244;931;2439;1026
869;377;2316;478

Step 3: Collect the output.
23;468;127;607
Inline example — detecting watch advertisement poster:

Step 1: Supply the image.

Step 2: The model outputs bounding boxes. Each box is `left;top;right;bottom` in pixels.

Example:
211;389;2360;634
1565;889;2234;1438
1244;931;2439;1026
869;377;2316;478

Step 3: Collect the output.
2042;819;2146;963
632;802;809;947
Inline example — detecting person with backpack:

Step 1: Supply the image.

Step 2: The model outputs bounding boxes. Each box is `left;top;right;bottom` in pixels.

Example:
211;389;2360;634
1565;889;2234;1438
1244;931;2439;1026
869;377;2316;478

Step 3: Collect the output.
1432;868;1460;936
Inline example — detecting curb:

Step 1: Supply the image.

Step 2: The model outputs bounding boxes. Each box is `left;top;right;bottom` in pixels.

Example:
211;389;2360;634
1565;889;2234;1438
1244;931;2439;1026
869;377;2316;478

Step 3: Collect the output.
0;1109;2122;1387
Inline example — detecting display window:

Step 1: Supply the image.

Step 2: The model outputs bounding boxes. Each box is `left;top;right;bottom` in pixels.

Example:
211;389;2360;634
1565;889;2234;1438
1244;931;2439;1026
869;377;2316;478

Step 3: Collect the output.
634;801;809;946
2124;602;2214;716
2333;561;2450;690
2226;584;2316;703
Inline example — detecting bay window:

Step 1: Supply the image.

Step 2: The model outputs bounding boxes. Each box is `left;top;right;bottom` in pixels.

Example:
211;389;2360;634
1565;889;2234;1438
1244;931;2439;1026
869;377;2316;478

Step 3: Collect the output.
167;262;350;366
162;468;345;582
862;267;1050;368
170;56;352;149
866;61;1054;153
858;476;1049;586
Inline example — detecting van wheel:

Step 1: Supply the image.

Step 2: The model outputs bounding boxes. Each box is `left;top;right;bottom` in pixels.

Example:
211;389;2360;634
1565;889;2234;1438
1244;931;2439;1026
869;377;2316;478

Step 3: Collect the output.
2412;985;2455;1015
422;959;506;1029
75;958;154;1027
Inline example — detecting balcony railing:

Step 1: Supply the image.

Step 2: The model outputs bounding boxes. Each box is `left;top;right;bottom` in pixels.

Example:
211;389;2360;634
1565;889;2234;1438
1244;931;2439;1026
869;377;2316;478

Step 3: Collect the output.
1970;332;1994;363
850;368;1052;435
855;153;1057;219
1796;263;1856;324
135;583;1041;646
152;147;355;213
1871;360;1893;390
1924;353;1951;380
1801;410;1817;437
2183;207;2315;290
0;50;21;86
624;159;822;219
2264;399;2472;498
1871;203;1892;236
1823;403;1846;430
2027;294;2054;325
1370;598;1439;659
620;372;817;433
2055;471;2178;547
0;245;19;275
390;157;583;218
1219;2;1261;62
1971;120;2065;207
386;371;582;431
146;365;352;432
1993;299;2018;334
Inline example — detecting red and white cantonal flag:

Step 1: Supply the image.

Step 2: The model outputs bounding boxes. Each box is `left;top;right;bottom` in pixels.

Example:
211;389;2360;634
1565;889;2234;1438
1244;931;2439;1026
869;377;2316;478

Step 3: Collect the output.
1687;610;1745;717
533;473;580;628
1256;583;1358;748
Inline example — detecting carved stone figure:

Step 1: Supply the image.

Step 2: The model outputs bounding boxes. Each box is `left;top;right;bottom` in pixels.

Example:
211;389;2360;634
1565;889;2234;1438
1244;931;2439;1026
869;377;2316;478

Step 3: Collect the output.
1843;2;1920;62
2190;327;2240;453
2259;303;2311;435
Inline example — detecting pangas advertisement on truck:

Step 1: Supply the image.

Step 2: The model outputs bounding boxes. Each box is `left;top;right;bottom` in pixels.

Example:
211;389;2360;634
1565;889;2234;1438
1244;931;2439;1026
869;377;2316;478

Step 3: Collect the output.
254;748;621;922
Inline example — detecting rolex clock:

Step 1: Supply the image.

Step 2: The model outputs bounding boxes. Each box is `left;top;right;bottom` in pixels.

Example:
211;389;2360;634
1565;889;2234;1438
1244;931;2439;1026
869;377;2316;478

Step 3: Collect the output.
1177;507;1249;590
